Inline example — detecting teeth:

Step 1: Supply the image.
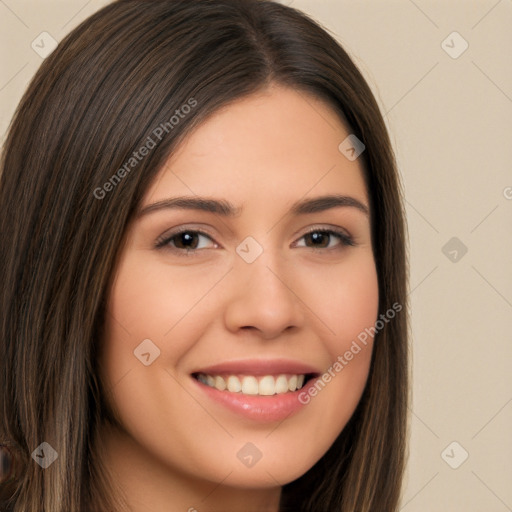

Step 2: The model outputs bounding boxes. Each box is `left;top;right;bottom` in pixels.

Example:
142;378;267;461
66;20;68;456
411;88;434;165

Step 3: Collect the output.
196;373;308;395
275;375;289;394
214;375;226;391
227;375;241;392
258;376;275;396
241;376;259;395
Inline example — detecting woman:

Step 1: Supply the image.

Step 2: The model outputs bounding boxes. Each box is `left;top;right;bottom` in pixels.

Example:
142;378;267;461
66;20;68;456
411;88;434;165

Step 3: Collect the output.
0;0;409;510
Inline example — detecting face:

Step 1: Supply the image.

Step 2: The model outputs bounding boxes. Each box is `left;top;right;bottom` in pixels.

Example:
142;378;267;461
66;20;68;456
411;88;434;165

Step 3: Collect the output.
98;85;379;493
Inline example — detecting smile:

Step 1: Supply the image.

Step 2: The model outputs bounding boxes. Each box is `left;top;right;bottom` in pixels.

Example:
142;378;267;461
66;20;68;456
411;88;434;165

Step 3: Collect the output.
194;373;308;396
190;359;321;421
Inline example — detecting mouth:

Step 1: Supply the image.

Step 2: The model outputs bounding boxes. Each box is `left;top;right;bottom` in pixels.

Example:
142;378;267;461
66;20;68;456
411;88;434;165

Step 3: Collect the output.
192;372;316;396
190;359;321;422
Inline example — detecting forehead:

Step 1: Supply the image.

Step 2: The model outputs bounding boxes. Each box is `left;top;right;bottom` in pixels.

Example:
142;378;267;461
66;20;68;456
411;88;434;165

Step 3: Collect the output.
142;85;369;211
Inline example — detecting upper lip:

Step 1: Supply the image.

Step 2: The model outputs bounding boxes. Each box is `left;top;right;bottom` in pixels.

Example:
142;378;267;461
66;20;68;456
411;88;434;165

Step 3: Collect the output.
191;358;321;376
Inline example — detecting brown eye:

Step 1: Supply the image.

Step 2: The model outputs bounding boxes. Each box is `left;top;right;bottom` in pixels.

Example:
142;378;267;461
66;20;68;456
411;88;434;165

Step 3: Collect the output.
296;229;354;250
155;229;217;255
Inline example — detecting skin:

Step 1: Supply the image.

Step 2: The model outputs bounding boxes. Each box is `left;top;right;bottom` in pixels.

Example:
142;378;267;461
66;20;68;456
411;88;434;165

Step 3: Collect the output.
97;84;379;512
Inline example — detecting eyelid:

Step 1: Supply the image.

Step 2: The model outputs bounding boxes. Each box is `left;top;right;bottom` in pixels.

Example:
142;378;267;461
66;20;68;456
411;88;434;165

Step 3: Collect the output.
154;225;217;250
292;225;355;249
155;223;355;254
298;224;352;240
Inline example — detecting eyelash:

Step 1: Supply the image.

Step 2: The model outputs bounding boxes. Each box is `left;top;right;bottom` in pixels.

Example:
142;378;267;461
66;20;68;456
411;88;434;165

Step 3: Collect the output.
155;226;355;257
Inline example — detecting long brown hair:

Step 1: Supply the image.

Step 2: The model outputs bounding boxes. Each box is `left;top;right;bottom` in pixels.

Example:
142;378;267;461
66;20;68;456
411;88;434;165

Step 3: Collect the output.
0;1;409;510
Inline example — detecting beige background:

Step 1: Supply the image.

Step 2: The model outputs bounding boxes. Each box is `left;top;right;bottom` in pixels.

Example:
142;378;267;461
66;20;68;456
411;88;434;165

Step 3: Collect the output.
1;0;511;510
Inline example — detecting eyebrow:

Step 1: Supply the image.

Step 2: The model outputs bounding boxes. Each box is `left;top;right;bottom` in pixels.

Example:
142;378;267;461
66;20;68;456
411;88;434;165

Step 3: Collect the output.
136;194;369;219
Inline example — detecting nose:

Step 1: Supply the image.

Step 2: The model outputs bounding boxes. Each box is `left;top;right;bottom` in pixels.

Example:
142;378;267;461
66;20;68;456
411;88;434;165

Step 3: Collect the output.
222;249;305;340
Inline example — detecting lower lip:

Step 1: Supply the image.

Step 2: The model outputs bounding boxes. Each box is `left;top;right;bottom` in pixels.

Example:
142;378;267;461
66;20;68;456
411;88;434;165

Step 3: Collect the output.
192;377;314;422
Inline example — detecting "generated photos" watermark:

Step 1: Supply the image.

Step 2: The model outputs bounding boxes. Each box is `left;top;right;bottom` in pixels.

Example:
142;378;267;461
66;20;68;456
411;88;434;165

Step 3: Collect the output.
93;98;197;200
298;302;402;404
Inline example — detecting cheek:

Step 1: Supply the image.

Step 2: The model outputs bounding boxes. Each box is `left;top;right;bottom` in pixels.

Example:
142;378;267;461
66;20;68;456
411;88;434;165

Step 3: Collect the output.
302;251;379;352
292;252;379;433
104;254;229;360
97;254;231;428
107;257;197;335
333;257;379;346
